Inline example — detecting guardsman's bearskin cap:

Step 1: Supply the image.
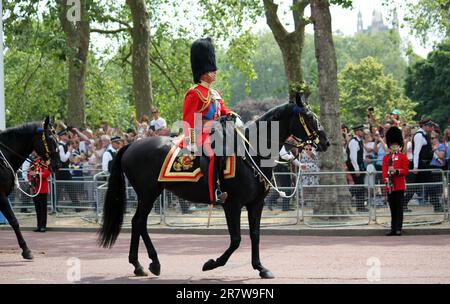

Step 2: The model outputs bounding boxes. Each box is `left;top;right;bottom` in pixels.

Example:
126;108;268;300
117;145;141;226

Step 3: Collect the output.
190;37;217;84
386;126;403;148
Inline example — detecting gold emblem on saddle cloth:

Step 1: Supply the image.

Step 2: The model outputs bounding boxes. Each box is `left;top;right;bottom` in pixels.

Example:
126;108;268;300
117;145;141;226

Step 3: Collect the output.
173;154;196;171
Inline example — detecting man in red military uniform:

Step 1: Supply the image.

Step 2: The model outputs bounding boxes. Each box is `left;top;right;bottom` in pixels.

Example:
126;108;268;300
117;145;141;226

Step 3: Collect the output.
182;37;235;204
382;126;409;236
28;155;52;232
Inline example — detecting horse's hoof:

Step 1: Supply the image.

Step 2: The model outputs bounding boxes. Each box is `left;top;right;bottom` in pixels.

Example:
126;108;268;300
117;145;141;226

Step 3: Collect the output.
202;259;216;271
149;262;161;276
134;266;148;277
259;270;274;279
22;249;33;260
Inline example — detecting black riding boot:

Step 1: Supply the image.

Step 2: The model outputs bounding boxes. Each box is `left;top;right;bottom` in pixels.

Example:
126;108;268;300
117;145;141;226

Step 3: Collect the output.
214;156;228;204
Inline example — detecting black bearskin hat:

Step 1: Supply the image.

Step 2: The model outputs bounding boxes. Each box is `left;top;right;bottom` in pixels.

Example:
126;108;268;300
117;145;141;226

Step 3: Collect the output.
386;126;403;148
190;38;217;84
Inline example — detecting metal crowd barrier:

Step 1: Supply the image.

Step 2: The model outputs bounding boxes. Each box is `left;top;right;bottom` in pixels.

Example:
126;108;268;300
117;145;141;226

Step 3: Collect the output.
9;178;54;215
94;171;161;227
372;169;448;227
162;172;300;227
300;171;372;227
7;167;450;229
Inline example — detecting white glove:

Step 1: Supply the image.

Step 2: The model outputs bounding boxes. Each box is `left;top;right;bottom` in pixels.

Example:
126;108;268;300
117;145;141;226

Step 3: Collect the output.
186;143;198;154
293;159;301;168
235;116;244;128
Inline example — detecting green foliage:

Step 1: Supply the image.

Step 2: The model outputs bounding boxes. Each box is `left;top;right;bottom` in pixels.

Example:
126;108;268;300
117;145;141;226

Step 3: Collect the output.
85;59;134;130
338;56;416;127
227;30;408;106
329;0;353;9
227;31;288;104
405;39;450;128
149;33;193;124
404;0;450;45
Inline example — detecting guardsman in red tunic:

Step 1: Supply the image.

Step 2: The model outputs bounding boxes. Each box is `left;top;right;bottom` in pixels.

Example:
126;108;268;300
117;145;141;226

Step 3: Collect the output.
182;38;235;204
28;156;51;232
382;126;409;236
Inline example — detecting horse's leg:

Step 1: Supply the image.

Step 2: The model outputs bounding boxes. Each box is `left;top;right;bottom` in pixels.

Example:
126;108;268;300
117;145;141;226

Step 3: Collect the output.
129;206;147;276
0;194;33;260
138;192;162;276
247;200;274;279
203;201;241;271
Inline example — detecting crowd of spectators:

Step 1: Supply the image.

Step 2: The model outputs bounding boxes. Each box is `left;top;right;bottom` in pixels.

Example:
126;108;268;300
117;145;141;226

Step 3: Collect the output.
341;108;450;173
53;108;170;176
48;105;450;184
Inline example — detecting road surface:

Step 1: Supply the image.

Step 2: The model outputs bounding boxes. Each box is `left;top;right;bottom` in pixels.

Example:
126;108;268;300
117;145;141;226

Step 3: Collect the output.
1;231;450;283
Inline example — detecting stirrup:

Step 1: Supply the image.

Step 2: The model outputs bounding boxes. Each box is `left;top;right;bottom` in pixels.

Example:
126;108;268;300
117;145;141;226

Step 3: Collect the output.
214;189;228;205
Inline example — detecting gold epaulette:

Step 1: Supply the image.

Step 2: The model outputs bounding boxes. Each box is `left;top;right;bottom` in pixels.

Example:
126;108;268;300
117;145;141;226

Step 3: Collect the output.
185;84;212;113
193;85;211;113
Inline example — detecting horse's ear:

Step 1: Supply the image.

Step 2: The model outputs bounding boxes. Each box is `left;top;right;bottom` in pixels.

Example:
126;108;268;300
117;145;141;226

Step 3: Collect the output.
44;116;50;129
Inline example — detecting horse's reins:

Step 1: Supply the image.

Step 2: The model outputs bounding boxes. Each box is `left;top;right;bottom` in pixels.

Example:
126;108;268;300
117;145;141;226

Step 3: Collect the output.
0;147;44;198
0;125;53;197
236;112;321;199
0;141;33;164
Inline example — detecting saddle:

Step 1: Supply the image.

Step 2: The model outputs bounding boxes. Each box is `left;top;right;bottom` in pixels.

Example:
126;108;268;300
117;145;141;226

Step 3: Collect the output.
158;135;236;182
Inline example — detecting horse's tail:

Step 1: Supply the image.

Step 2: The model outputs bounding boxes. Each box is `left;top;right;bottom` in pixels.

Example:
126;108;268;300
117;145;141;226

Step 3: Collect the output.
98;144;131;248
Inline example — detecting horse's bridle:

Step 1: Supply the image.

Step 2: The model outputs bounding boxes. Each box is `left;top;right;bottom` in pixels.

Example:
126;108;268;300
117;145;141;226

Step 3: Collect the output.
36;123;58;167
291;105;321;149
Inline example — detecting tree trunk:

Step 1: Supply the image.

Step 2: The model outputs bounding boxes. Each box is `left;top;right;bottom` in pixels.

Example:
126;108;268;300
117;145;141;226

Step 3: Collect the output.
263;0;309;99
311;0;352;215
127;0;153;118
57;0;90;127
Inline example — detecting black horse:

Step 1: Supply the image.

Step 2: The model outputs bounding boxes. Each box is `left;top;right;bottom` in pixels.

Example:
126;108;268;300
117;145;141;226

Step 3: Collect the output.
0;117;59;259
99;93;329;278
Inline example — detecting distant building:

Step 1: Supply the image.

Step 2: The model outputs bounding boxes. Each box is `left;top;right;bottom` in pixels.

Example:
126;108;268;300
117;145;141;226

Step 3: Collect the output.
357;9;399;34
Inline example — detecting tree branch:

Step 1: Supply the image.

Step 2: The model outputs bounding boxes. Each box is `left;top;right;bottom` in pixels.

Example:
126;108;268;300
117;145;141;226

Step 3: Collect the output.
263;0;288;40
150;40;172;76
90;27;130;34
103;15;132;29
122;46;132;64
148;57;180;96
56;0;76;39
293;0;311;32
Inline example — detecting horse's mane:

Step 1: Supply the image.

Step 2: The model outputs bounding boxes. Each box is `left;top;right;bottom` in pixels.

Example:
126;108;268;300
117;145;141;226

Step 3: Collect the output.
0;122;40;141
252;102;292;125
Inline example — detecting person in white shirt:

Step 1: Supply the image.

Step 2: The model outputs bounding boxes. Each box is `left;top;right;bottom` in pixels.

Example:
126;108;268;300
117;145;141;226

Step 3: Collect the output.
412;120;434;172
102;136;122;173
150;108;167;131
266;139;300;211
55;129;80;210
405;119;442;212
346;125;368;212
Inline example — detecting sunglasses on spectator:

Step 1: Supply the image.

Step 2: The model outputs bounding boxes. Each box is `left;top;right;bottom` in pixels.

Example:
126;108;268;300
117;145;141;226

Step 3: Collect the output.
305;148;313;151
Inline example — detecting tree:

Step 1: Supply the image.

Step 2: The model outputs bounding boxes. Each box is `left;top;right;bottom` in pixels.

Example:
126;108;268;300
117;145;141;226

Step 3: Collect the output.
227;29;408;109
57;0;90;127
403;0;450;45
339;56;416;127
405;39;450;127
3;2;67;126
311;0;351;216
334;31;407;84
263;0;310;99
126;0;153;118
